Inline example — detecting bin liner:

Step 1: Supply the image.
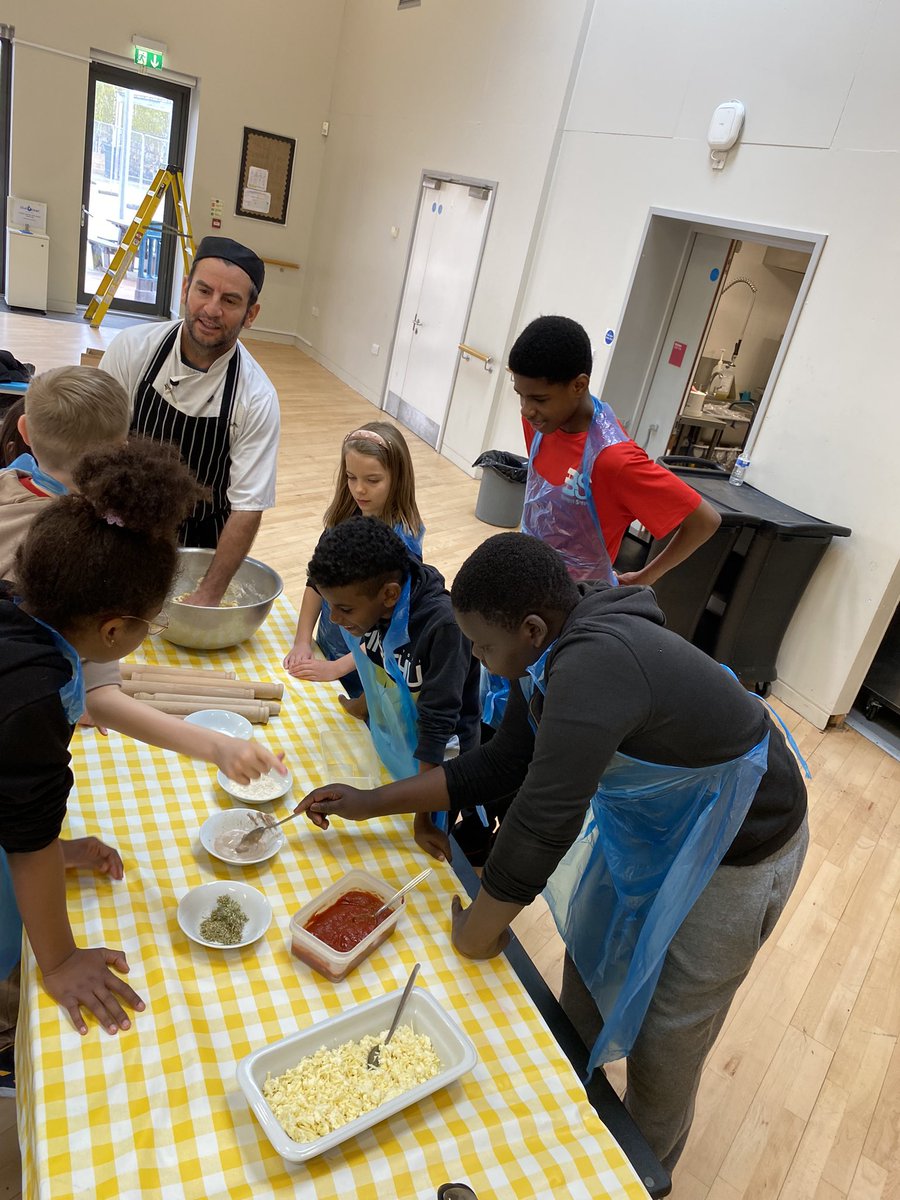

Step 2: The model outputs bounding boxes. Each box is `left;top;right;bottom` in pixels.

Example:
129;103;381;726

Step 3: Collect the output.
472;450;528;484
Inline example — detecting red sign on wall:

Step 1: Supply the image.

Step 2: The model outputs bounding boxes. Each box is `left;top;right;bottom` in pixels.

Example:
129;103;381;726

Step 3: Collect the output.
668;341;688;368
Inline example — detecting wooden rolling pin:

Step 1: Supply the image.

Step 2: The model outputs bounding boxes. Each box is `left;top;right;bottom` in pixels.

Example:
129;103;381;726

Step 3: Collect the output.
121;664;237;682
134;691;281;716
121;679;256;700
127;667;283;700
136;698;271;723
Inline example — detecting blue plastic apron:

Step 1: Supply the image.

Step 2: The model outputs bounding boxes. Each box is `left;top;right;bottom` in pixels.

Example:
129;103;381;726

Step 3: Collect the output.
483;398;626;728
341;577;420;781
317;523;424;662
1;617;85;980
5;453;68;497
521;645;770;1073
521;395;626;586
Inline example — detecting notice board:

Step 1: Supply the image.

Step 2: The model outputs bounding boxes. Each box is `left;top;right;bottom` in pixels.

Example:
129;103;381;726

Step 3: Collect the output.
236;127;296;224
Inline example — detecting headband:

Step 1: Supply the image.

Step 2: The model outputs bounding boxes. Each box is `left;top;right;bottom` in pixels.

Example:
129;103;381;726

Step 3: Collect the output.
344;428;388;448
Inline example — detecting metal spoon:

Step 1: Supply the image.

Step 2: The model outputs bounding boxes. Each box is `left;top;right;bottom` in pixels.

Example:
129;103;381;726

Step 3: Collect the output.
367;963;421;1069
373;868;433;918
234;810;299;852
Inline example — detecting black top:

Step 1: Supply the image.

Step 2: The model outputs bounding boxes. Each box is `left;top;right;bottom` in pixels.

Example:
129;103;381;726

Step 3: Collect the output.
0;600;73;854
445;584;807;907
360;558;481;765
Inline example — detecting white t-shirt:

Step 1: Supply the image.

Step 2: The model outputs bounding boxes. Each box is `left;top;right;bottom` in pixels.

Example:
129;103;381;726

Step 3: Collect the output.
100;321;279;511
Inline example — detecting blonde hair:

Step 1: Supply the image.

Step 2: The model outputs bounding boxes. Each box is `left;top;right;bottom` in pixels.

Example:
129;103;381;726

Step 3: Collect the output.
24;366;130;471
323;420;422;536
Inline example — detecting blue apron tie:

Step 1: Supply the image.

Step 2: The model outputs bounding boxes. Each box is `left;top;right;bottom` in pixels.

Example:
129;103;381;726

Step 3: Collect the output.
5;453;68;497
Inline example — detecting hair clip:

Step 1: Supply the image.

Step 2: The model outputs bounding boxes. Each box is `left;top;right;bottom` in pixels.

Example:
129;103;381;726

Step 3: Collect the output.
104;512;125;527
345;428;388;448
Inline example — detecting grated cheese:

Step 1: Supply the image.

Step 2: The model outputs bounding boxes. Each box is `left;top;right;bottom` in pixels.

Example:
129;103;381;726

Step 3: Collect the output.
262;1024;440;1142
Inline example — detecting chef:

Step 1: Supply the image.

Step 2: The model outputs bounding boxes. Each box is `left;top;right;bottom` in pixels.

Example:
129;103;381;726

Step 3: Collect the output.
101;237;279;605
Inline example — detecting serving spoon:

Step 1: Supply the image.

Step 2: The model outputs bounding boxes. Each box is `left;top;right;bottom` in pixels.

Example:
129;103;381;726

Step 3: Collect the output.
367;963;421;1069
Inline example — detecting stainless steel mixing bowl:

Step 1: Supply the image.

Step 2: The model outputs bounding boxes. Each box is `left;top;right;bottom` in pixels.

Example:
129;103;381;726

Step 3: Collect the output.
161;548;284;650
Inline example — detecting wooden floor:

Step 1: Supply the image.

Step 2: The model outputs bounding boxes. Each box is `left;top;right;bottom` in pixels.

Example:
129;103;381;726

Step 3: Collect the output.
1;312;899;1199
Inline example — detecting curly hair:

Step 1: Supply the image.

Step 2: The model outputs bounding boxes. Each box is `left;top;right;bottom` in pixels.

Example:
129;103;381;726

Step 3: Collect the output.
15;438;208;629
508;315;593;384
450;533;579;630
308;516;410;597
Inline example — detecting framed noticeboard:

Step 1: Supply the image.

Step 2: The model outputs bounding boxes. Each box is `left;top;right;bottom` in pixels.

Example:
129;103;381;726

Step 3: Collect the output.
236;127;296;224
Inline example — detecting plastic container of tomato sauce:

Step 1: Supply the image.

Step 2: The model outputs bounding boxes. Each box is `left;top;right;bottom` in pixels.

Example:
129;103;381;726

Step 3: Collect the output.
289;870;405;982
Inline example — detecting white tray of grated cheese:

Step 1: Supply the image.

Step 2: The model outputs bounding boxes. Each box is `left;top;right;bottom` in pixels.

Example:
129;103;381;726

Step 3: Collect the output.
236;986;478;1162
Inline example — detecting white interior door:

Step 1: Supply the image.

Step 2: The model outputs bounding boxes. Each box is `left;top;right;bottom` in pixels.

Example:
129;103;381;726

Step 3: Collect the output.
386;179;491;447
633;232;732;461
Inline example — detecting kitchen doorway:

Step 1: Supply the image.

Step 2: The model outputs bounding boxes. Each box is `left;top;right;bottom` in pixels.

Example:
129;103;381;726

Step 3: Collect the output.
384;174;494;448
76;62;189;318
603;211;824;468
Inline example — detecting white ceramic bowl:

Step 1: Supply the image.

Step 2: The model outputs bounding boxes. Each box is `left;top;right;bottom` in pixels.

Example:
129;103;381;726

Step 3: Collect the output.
199;808;285;865
185;709;254;740
177;881;272;949
216;767;293;806
236;987;478;1162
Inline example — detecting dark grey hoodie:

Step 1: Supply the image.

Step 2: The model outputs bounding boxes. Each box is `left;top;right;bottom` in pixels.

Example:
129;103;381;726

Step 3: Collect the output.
444;584;807;907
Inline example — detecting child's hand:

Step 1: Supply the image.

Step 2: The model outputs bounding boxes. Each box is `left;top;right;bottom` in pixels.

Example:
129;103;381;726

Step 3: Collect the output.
61;837;124;880
413;813;452;863
214;738;287;784
283;642;314;674
77;711;108;736
42;947;146;1036
288;658;345;683
294;784;375;829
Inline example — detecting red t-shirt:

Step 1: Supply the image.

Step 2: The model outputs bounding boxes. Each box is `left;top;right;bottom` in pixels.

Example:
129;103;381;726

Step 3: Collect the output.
522;419;701;562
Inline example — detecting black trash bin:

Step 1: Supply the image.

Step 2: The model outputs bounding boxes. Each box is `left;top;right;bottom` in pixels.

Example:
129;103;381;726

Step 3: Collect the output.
648;459;851;693
472;450;528;528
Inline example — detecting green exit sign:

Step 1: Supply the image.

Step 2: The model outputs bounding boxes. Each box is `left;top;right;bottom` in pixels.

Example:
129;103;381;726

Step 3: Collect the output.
133;45;164;70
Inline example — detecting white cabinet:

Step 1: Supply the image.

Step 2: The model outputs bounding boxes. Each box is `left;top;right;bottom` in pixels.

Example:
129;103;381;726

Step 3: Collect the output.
5;228;50;311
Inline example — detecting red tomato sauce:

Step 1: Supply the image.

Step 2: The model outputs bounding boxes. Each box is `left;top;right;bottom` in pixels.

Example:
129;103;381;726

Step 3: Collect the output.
303;890;391;953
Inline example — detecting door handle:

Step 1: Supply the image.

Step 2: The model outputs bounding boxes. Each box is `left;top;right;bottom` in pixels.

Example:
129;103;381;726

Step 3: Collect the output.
642;422;659;450
81;205;89;229
412;315;423;335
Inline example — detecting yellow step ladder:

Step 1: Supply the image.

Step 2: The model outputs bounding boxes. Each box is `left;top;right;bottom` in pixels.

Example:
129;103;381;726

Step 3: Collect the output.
84;165;195;328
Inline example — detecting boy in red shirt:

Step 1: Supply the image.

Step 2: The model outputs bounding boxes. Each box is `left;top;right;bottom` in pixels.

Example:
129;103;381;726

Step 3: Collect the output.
510;314;720;586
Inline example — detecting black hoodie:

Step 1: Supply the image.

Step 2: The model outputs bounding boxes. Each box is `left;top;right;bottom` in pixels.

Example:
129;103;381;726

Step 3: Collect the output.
0;599;74;854
360;558;481;765
444;584;807;907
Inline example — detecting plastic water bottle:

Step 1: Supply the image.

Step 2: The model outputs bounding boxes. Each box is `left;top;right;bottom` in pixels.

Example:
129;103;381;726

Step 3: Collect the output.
729;456;750;486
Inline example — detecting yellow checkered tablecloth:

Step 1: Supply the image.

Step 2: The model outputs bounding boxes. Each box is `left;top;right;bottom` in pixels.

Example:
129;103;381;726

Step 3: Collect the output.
17;597;649;1200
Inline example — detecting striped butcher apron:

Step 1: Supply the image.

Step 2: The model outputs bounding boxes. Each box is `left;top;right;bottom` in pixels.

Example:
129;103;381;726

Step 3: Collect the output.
130;324;239;548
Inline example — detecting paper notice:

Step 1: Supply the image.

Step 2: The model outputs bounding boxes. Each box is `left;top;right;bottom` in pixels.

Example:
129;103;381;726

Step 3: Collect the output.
247;166;269;190
242;188;271;215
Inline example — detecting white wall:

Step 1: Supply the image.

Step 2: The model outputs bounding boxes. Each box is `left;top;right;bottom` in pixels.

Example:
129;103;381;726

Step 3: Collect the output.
297;0;591;469
512;0;900;726
4;2;344;331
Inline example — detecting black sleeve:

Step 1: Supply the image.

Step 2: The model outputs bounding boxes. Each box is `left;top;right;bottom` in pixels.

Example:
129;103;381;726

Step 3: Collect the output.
443;679;535;809
480;632;653;907
414;621;478;765
0;695;72;854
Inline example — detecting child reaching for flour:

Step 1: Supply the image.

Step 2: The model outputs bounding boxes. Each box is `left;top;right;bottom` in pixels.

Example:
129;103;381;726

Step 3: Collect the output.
0;439;205;1036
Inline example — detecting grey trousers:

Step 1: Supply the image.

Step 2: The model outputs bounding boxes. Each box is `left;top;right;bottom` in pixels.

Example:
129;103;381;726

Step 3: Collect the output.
559;815;809;1174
